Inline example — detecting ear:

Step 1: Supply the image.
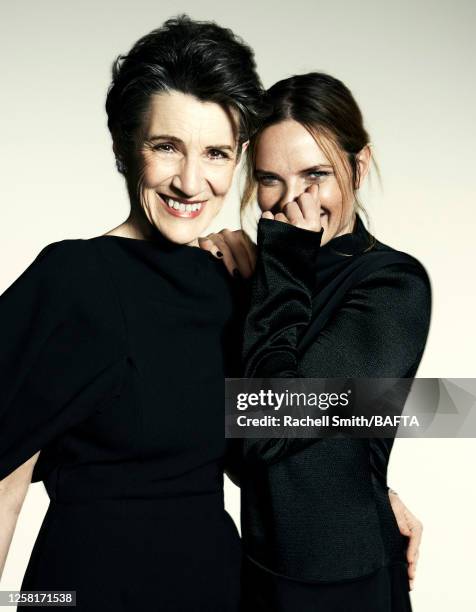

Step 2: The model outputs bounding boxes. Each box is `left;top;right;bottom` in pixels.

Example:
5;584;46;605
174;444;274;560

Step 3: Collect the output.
356;144;372;188
112;141;127;174
235;140;249;164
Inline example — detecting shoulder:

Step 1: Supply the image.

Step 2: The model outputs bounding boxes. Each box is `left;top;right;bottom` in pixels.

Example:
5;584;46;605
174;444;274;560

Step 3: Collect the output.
349;247;432;332
1;240;126;355
31;238;107;288
357;238;431;299
35;238;98;269
8;239;116;315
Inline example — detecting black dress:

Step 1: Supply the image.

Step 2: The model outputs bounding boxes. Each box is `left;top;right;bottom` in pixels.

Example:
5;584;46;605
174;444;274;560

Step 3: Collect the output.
236;215;432;611
0;233;241;611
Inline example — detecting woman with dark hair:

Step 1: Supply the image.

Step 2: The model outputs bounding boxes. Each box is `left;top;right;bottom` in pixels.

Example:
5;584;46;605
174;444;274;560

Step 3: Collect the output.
0;15;262;611
203;72;430;611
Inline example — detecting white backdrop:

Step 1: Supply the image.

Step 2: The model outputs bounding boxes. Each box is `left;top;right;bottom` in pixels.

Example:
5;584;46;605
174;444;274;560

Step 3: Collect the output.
1;1;475;610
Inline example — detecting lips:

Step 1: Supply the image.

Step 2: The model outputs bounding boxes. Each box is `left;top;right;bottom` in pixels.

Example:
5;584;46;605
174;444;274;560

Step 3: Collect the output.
157;193;206;219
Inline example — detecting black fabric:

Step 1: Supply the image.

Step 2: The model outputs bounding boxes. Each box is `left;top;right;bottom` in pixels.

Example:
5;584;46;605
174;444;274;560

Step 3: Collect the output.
238;215;431;601
242;556;412;612
0;235;241;611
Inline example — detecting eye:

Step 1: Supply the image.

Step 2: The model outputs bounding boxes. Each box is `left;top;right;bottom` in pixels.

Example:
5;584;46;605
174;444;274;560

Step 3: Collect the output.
153;143;176;153
307;170;333;182
207;148;230;160
256;174;279;186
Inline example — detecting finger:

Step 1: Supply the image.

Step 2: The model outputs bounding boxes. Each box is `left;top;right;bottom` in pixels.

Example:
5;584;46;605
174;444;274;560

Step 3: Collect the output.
396;515;412;537
389;495;412;537
282;200;303;225
274;212;289;224
408;549;419;574
198;236;221;256
307;183;320;203
408;554;419;587
208;234;240;277
221;229;254;279
261;211;274;220
406;520;423;565
298;184;321;221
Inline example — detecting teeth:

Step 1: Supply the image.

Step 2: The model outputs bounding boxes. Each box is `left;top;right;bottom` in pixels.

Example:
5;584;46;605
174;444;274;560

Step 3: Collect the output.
163;196;203;213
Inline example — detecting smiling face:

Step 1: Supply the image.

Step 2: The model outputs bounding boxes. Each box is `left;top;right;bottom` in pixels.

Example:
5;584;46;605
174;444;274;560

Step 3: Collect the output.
133;91;242;246
254;119;370;245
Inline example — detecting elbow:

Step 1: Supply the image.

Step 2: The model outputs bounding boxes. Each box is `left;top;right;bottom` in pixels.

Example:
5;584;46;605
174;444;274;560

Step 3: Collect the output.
0;480;29;517
0;452;39;515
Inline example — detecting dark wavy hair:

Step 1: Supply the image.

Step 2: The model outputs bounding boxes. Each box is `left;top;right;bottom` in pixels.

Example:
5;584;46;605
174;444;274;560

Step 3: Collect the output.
105;15;264;175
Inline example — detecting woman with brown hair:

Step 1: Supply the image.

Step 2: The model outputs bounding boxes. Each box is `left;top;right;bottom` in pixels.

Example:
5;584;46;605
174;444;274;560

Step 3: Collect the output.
203;72;430;611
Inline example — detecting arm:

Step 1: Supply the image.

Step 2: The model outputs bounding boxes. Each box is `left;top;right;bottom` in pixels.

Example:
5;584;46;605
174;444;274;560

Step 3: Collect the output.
293;263;431;378
0;240;126;483
244;222;430;379
242;218;430;586
0;452;39;581
242;226;431;458
243;218;322;378
199;218;322;477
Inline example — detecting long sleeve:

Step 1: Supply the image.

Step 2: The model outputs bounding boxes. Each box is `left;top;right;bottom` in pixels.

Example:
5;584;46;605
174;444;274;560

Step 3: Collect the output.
242;218;323;378
297;264;431;378
240;219;322;464
300;263;431;485
241;219;431;465
0;240;127;482
239;218;432;581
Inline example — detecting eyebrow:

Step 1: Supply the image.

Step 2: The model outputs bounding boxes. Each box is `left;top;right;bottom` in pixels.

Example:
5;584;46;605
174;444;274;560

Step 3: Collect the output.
255;164;333;176
148;134;235;151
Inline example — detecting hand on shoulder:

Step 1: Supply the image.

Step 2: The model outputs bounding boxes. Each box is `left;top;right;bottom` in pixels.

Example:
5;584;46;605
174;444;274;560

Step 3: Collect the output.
198;229;256;279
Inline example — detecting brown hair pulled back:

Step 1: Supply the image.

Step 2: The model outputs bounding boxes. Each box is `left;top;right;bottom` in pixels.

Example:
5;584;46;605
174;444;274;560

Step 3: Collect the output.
242;72;378;239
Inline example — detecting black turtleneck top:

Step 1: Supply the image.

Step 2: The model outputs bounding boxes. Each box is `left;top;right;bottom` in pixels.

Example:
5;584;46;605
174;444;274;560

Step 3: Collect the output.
0;233;244;608
237;215;432;583
0;234;238;496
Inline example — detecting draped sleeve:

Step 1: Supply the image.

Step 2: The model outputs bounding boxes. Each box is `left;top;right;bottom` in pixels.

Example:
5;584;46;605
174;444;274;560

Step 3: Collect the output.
242;218;322;378
0;240;127;482
241;219;431;465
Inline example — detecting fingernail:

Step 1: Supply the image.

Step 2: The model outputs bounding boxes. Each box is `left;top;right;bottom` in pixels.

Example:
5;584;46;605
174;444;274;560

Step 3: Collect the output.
216;251;223;258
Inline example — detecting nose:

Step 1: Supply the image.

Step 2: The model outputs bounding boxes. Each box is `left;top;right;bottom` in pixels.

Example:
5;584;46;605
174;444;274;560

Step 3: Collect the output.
279;180;303;210
171;155;203;197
